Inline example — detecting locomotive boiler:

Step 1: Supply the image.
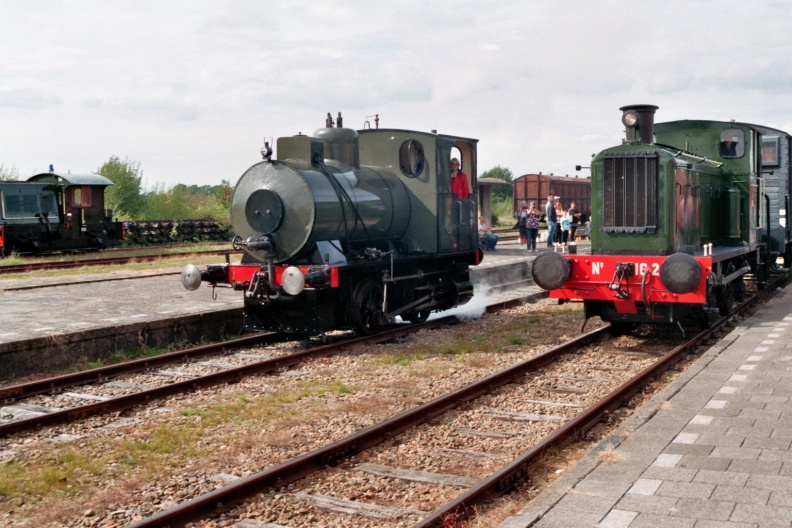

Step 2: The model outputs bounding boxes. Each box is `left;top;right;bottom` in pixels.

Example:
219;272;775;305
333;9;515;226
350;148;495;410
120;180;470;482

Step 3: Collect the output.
531;104;791;333
183;115;482;335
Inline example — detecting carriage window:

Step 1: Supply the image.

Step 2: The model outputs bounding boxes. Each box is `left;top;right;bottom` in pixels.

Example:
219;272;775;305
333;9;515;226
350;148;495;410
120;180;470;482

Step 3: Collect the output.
762;136;780;167
72;186;92;207
399;139;425;177
719;129;745;158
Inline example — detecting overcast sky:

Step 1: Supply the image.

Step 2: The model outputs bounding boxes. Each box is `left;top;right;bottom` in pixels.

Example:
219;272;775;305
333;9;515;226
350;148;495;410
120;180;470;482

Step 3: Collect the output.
2;1;791;188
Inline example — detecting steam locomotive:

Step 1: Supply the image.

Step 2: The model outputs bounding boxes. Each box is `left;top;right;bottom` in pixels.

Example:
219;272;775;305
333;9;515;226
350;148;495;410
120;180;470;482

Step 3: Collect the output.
182;115;482;335
531;104;791;332
0;171;124;255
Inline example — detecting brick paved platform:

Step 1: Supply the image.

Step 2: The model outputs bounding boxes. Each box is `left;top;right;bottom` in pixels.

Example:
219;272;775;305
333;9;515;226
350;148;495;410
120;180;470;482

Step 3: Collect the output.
500;286;792;528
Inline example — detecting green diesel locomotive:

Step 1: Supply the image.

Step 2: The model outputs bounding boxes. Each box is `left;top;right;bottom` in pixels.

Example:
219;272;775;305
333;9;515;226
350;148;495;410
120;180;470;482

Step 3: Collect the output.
532;104;791;333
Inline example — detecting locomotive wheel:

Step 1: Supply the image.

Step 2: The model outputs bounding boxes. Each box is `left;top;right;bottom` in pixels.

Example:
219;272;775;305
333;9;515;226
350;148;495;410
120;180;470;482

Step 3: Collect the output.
718;283;734;316
405;310;431;324
732;263;746;301
350;280;386;335
718;263;737;316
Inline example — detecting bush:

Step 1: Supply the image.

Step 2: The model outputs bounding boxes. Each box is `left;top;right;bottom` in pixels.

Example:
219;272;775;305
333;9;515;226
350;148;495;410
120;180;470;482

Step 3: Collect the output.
491;196;514;227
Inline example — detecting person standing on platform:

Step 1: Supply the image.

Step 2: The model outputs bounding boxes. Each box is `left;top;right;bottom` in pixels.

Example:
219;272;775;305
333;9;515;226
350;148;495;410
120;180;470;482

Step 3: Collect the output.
554;202;565;245
567;201;581;241
516;200;528;249
560;206;571;245
545;195;558;248
525;201;541;252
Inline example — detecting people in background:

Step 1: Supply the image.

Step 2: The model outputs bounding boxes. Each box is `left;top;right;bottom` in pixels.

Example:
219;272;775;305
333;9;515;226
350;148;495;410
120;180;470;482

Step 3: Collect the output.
450;158;470;199
567;201;581;241
554;202;565;244
478;215;499;251
560;205;571;245
525;201;541;252
515;200;528;249
545;195;558;248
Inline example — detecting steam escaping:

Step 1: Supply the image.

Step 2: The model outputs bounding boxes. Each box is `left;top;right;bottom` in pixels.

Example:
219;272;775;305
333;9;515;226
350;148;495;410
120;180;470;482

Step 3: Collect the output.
395;256;537;324
436;269;536;322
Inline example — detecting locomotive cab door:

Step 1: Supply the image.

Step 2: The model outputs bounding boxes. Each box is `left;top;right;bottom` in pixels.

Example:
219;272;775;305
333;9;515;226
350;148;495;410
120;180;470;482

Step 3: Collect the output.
438;141;478;252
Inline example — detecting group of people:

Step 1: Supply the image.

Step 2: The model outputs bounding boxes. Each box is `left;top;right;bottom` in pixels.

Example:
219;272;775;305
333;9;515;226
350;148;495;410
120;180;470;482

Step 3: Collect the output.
514;200;542;251
513;196;581;250
541;196;581;248
450;158;585;253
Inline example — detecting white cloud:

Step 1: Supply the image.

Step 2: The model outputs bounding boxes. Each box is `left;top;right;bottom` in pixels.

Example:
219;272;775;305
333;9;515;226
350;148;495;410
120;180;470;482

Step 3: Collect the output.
1;1;792;187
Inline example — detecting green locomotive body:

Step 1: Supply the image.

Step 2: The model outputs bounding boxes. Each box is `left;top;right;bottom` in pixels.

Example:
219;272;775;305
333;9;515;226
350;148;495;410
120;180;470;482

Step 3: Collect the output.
183;115;482;335
532;105;790;332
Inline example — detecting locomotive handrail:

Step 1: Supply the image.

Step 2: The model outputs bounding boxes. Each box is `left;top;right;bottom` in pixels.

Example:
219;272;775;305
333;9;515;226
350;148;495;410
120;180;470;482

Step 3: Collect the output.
668;147;723;167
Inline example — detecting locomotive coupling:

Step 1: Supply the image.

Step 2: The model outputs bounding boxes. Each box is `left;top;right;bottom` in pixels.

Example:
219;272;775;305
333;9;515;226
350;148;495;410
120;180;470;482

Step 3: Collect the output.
232;235;274;252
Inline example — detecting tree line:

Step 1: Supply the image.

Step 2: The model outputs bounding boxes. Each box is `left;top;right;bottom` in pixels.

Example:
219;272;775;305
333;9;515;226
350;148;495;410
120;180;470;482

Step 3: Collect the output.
97;157;233;226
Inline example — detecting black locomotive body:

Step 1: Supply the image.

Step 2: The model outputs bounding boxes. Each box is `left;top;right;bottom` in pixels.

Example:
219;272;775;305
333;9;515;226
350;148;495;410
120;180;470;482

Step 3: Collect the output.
532;104;792;332
0;172;124;255
183;117;482;335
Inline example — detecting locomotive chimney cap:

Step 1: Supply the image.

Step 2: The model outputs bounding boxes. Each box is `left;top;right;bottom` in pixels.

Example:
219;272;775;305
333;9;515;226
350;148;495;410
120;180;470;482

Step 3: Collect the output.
619;104;659;143
620;104;658;128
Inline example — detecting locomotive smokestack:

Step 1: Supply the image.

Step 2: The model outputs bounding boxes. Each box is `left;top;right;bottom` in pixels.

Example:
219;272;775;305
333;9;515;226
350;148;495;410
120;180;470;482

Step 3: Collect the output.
620;104;658;144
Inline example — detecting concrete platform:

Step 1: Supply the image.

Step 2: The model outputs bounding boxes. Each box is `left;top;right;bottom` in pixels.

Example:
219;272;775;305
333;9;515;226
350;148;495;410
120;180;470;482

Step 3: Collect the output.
0;267;244;380
0;240;556;380
499;285;792;528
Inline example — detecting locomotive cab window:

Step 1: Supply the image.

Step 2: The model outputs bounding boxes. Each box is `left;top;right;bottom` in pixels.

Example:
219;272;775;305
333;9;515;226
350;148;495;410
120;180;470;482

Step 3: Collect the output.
71;186;93;207
762;136;780;167
399;139;425;178
719;129;745;158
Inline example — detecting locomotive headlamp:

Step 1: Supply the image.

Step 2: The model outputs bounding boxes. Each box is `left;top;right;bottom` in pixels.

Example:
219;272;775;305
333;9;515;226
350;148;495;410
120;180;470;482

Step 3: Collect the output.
181;264;203;291
622;110;639;128
281;266;305;295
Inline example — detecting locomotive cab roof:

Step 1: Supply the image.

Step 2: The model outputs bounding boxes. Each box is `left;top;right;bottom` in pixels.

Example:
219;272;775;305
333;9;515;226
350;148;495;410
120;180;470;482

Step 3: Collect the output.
27;173;115;187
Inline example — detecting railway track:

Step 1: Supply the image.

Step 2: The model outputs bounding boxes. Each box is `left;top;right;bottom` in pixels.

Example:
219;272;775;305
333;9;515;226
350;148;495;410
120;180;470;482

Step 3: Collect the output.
70;276;776;527
7;274;784;526
0;294;542;439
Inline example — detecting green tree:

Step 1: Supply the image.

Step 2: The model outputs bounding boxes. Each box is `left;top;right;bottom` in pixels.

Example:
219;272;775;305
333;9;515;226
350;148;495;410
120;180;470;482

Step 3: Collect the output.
143;183;230;227
98;157;146;219
0;163;19;181
480;165;513;200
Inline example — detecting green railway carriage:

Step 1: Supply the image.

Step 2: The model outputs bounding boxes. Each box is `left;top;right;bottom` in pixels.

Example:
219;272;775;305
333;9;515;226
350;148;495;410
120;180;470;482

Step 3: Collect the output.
532;105;790;333
0;172;123;255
